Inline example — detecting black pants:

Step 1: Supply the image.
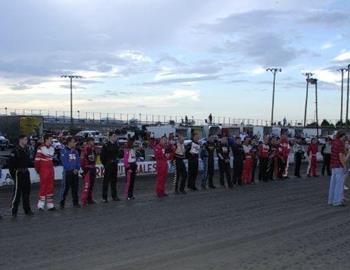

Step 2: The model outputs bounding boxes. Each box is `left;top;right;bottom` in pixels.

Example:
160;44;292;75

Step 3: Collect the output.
88;168;96;202
251;158;257;183
208;156;214;187
219;160;233;187
126;162;137;198
187;158;198;189
174;157;187;191
322;154;331;176
102;163;118;200
267;158;275;180
11;170;31;214
294;153;302;177
259;158;269;181
232;161;243;185
60;170;79;206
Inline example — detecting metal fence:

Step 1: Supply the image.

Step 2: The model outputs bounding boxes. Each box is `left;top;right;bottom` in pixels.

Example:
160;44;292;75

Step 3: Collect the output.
0;107;340;127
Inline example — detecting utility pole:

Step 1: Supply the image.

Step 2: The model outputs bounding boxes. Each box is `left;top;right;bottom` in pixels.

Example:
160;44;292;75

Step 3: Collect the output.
347;65;350;123
266;68;282;126
61;75;82;128
338;68;347;124
302;72;314;127
308;78;319;138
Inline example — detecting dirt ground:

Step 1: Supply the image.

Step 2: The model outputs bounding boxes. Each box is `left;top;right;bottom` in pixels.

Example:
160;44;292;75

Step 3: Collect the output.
1;169;349;270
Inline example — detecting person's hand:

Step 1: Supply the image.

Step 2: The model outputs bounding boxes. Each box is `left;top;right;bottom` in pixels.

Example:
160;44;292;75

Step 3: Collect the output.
73;169;78;175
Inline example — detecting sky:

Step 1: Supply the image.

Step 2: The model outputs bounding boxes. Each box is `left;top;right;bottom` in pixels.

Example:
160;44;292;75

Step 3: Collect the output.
1;0;350;124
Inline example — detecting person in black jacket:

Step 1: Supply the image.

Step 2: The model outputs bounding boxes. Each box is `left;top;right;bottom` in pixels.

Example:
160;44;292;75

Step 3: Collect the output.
100;132;120;202
232;136;244;185
217;136;233;188
8;135;34;217
207;135;216;189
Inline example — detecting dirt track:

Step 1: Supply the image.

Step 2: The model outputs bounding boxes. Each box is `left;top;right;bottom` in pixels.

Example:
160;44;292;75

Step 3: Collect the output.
1;171;349;270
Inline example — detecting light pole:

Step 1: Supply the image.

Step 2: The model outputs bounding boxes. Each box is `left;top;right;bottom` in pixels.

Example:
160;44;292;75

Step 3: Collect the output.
302;72;314;127
338;68;347;124
61;75;82;128
347;65;350;123
266;68;282;126
308;78;319;138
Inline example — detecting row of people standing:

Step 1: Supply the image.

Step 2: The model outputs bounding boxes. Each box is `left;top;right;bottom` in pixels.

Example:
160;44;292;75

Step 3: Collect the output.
4;132;139;218
170;134;332;195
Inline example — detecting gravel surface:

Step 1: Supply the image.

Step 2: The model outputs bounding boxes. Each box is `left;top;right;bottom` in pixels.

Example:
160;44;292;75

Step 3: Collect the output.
1;169;349;270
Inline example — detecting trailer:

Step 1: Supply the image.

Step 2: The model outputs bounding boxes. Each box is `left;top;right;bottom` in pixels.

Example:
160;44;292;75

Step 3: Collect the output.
0;115;43;143
146;125;176;139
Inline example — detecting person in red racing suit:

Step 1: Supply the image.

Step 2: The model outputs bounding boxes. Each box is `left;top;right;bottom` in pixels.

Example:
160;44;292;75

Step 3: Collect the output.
154;137;171;198
280;135;290;179
80;137;97;206
35;134;56;211
307;138;318;177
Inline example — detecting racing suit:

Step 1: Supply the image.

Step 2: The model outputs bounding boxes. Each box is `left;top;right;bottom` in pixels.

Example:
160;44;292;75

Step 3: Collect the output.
35;145;55;210
217;143;233;188
173;142;187;193
80;144;97;205
307;143;318;177
123;147;137;199
186;141;200;190
9;145;32;215
60;146;80;207
154;144;169;197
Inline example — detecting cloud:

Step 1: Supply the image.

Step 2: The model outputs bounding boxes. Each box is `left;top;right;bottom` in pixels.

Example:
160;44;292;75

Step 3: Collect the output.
222;32;299;66
321;42;333;50
333;51;350;62
143;75;219;86
301;10;350;27
77;89;201;109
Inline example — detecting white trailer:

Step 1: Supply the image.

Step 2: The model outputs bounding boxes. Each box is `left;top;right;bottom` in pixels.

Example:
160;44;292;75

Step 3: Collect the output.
146;125;176;139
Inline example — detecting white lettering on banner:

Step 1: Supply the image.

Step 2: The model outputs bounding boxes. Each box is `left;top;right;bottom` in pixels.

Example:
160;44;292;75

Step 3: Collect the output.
0;153;323;186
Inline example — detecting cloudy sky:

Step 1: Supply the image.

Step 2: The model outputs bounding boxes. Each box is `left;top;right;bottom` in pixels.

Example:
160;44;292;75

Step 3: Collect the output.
1;0;350;123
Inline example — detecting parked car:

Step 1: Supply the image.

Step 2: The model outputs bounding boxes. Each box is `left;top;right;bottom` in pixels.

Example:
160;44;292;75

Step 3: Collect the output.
0;135;9;150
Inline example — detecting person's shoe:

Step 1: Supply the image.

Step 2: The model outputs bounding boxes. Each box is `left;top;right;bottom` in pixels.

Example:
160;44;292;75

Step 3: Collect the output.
307;174;311;178
112;197;121;202
101;199;108;203
180;190;187;194
87;200;97;205
337;202;347;207
47;207;57;211
201;184;207;190
12;211;17;218
59;202;65;209
209;185;216;189
73;204;82;208
344;185;349;191
190;187;198;191
25;210;34;216
127;196;135;200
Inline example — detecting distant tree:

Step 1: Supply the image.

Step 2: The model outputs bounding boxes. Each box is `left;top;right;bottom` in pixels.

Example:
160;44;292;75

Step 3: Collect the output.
336;121;344;128
321;119;331;127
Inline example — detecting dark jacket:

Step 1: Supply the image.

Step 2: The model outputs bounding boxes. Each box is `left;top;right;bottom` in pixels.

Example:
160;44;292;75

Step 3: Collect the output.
100;141;120;167
9;145;31;178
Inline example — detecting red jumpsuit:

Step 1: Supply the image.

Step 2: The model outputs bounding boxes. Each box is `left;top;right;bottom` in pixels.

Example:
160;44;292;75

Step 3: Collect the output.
241;145;252;185
35;145;55;210
307;143;318;177
154;144;169;197
80;144;96;206
280;138;290;178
